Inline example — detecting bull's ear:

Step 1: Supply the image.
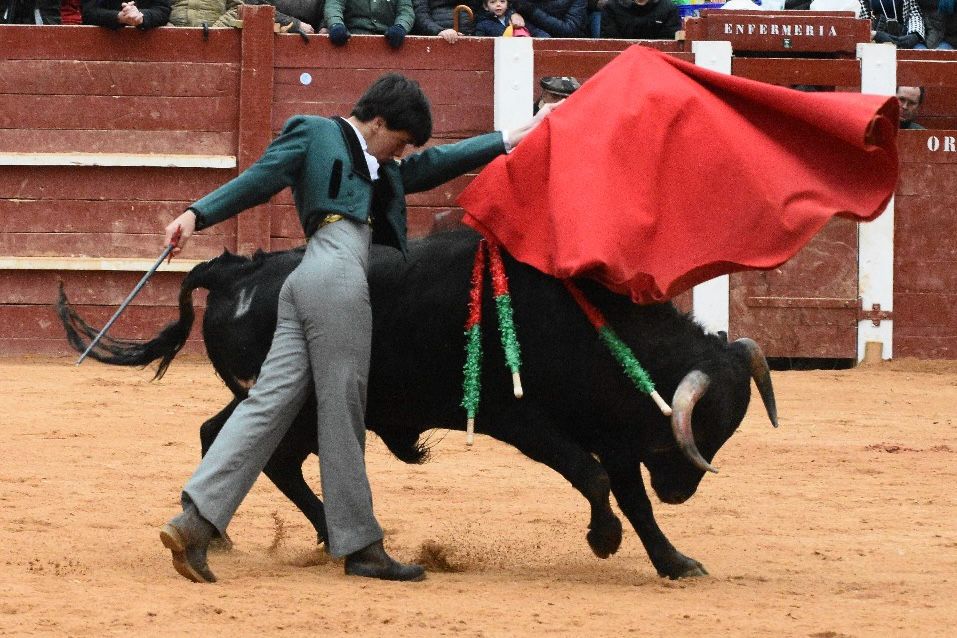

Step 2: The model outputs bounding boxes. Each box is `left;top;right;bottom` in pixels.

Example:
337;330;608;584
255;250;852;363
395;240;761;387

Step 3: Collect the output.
328;160;343;199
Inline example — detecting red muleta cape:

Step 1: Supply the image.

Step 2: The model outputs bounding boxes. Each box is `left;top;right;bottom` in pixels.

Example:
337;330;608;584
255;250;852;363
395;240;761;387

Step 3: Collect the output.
458;45;899;304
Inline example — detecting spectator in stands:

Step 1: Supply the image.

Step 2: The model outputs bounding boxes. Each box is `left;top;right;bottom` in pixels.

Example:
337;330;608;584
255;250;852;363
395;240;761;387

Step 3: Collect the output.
916;0;956;48
858;0;925;48
1;0;61;22
412;0;477;42
510;0;587;37
82;0;170;28
168;0;315;33
61;0;82;22
474;0;529;35
599;0;679;39
272;0;320;31
324;0;414;48
534;75;580;114
897;85;927;129
168;0;237;26
585;0;603;37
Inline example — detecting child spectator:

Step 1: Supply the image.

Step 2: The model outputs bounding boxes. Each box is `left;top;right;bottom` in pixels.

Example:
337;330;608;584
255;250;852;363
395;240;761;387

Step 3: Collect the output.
82;0;170;28
1;0;62;22
475;0;528;35
413;0;477;42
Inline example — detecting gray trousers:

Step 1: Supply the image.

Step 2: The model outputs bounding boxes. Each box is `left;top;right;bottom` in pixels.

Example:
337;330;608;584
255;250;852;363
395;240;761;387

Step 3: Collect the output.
183;219;383;558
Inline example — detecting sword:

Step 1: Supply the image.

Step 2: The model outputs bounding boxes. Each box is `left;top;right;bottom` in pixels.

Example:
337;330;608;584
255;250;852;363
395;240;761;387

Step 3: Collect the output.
76;226;182;365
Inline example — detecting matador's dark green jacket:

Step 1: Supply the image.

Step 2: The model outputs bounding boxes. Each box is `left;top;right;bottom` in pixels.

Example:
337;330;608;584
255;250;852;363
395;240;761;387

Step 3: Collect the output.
191;115;505;255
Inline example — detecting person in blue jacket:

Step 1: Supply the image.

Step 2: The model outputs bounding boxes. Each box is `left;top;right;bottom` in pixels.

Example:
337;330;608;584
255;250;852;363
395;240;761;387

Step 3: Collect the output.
510;0;587;37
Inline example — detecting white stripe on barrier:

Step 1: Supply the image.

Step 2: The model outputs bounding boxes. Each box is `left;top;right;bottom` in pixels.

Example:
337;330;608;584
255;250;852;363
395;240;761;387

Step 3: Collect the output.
493;37;534;133
691;41;732;336
856;43;896;361
0;256;202;272
0;153;236;169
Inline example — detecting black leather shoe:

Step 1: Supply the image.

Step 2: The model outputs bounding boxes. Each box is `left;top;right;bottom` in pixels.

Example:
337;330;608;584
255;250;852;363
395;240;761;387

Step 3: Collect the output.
345;540;426;582
159;505;217;583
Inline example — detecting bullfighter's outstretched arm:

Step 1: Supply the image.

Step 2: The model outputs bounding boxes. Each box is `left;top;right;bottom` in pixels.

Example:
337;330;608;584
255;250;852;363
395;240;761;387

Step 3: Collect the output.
399;101;559;194
162;117;315;257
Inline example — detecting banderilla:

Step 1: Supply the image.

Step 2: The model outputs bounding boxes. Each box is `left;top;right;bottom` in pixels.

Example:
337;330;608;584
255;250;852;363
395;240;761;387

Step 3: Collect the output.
76;226;182;365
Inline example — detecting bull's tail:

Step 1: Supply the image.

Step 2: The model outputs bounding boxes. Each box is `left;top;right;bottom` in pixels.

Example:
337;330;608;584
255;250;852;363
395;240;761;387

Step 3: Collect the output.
56;258;227;379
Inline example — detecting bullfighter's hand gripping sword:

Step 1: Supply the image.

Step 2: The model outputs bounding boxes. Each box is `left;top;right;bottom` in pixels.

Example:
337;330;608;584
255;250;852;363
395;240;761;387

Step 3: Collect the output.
75;226;182;365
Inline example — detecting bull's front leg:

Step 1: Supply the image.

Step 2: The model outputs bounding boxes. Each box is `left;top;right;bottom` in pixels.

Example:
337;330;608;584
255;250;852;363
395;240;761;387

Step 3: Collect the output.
600;451;707;579
485;408;622;559
262;404;328;545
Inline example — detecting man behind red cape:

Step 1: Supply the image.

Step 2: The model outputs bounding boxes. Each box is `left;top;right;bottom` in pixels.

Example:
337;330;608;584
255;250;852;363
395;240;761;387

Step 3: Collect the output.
458;45;899;305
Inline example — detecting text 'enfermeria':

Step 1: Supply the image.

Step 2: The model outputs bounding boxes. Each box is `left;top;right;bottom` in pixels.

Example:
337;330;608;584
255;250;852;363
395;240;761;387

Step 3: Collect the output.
723;23;840;37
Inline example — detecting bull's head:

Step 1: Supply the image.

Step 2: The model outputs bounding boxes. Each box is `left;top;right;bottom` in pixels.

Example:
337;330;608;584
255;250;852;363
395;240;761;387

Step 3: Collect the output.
646;337;778;504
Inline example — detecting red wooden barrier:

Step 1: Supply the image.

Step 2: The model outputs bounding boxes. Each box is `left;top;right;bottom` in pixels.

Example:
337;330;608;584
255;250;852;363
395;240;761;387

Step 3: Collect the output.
895;131;957;357
684;10;870;54
2;8;957;359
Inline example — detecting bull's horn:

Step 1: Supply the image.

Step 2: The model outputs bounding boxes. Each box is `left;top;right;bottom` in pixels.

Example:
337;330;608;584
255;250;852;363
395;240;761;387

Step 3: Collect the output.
732;337;779;428
671;370;718;474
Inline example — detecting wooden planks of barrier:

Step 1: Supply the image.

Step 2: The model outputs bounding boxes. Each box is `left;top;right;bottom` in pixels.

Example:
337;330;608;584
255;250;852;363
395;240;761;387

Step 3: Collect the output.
894;131;957;358
2;11;957;359
0;19;250;355
683;10;870;55
0;270;207;355
730;219;861;359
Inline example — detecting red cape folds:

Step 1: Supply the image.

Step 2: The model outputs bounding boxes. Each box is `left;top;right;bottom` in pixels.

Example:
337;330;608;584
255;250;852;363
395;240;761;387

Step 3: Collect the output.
458;45;899;304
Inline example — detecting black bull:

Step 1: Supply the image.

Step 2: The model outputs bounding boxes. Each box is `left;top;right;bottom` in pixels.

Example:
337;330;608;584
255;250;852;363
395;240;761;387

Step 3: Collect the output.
58;229;778;579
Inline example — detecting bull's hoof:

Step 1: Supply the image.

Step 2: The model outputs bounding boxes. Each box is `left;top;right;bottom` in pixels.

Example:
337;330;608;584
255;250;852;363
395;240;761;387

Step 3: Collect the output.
657;553;709;579
587;515;623;559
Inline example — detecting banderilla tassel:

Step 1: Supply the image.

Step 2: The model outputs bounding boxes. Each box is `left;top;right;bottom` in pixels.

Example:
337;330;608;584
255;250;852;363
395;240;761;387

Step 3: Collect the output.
461;239;487;445
487;242;524;399
562;280;672;416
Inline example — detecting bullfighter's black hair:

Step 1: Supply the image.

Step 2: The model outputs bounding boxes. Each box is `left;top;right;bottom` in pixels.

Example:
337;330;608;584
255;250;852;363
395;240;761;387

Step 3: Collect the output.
351;73;433;147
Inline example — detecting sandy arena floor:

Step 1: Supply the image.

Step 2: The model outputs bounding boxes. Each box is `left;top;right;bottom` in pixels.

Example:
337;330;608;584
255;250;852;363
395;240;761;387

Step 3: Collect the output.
1;355;955;636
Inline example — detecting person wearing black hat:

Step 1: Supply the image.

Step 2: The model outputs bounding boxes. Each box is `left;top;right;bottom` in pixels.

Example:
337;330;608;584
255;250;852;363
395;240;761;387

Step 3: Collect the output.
534;76;581;114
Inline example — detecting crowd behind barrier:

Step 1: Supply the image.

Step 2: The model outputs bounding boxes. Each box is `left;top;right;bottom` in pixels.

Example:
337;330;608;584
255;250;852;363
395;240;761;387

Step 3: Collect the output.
1;0;953;53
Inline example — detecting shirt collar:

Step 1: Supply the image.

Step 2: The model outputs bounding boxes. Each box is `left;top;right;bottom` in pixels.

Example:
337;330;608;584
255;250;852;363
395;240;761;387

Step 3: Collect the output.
344;117;380;181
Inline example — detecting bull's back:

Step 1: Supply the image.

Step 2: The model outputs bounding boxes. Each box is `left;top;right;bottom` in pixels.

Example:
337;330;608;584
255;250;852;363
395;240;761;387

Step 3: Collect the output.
364;230;602;431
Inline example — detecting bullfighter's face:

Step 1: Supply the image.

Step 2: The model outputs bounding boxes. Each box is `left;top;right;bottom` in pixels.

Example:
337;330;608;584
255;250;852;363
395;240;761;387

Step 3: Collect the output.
365;116;415;162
